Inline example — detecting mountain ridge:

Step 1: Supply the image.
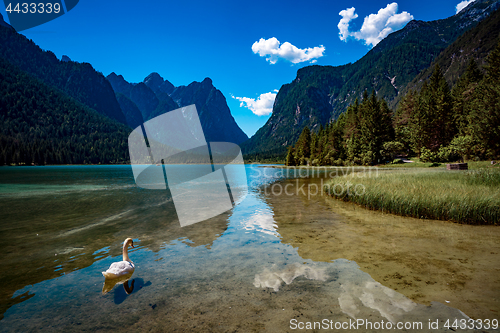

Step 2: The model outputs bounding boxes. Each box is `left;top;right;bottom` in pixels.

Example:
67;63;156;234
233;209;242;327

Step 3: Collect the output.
0;21;127;125
0;15;248;165
106;73;249;144
398;5;500;100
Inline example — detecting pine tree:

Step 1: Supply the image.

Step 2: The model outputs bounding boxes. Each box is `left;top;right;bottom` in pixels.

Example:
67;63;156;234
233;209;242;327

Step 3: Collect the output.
285;146;296;166
394;89;416;154
295;126;311;165
485;41;500;83
435;65;454;146
310;131;318;164
409;65;452;155
467;42;500;158
452;59;483;136
424;64;453;150
353;91;395;164
343;99;361;162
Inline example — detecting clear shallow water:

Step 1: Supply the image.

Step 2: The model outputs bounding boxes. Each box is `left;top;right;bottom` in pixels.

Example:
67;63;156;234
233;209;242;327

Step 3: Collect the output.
0;165;498;332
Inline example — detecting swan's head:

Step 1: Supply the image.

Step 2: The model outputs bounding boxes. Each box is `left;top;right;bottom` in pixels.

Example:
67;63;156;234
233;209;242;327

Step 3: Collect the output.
124;238;134;248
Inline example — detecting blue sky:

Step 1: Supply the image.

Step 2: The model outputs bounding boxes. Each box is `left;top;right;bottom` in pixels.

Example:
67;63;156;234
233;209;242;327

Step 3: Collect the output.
0;0;476;137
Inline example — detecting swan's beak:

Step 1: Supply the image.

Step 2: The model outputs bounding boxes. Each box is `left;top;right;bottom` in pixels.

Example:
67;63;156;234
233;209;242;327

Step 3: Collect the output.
131;243;134;248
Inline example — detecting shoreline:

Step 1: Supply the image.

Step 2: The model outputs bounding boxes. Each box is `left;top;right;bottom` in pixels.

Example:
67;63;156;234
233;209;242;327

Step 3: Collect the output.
323;168;499;225
266;176;500;320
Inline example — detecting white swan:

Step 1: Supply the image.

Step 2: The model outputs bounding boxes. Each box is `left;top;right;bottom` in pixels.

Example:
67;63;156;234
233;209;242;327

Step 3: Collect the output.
102;238;135;279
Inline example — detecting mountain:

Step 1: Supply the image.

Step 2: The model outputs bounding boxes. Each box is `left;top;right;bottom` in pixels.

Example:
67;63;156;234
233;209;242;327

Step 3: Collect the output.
115;93;144;129
0;14;133;165
0;11;248;165
242;0;500;156
144;72;175;95
399;4;500;99
0;17;126;125
0;58;131;165
0;13;14;31
106;72;134;96
170;78;248;144
107;73;249;144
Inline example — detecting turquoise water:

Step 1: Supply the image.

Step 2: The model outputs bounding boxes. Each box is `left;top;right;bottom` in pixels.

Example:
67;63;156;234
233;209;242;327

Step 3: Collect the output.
0;165;496;332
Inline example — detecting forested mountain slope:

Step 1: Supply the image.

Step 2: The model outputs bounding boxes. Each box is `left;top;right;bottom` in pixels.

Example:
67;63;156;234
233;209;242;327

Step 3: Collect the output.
0;16;126;125
242;0;500;156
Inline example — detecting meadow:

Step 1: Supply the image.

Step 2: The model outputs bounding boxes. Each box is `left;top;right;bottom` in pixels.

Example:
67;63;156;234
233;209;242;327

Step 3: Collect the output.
324;165;500;225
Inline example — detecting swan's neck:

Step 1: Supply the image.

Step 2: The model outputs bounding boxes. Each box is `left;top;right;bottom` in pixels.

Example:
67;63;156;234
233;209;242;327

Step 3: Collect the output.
123;243;131;262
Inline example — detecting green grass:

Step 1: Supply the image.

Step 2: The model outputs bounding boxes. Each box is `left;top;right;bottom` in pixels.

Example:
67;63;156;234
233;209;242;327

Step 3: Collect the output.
379;159;500;169
465;161;500;170
379;159;439;168
324;168;500;225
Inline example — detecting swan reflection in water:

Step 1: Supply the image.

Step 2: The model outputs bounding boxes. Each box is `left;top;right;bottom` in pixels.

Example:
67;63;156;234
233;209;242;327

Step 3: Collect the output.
102;272;135;295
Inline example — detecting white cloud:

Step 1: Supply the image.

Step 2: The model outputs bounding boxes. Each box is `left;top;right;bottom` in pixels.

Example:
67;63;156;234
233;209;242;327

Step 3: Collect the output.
456;0;475;13
233;91;277;116
338;7;358;41
252;37;325;64
242;212;278;236
338;3;413;47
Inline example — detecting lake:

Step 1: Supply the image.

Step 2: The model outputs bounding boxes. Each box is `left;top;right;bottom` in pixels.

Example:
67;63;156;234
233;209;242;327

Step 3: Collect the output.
0;165;498;332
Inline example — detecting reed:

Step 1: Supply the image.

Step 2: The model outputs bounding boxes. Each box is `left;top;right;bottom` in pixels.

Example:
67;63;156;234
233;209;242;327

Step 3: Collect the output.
324;168;500;225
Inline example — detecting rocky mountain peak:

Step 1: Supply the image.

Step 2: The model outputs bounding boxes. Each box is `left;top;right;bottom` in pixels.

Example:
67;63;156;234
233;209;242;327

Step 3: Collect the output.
169;78;248;144
0;13;14;31
106;72;247;144
201;77;213;87
144;72;164;90
144;72;175;95
107;72;133;95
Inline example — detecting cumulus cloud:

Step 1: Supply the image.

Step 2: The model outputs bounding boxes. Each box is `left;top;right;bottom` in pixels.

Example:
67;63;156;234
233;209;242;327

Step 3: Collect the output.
338;7;358;41
456;0;475;13
338;3;413;47
252;37;325;64
233;90;278;116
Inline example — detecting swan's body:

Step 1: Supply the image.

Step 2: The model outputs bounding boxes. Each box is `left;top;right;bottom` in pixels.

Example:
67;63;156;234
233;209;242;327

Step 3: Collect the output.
102;238;135;279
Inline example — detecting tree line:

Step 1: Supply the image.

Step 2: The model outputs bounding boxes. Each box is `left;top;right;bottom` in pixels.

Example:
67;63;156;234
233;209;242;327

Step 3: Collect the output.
286;43;500;166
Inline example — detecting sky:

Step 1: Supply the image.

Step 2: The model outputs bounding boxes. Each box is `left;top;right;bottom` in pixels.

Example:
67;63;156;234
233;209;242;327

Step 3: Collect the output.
0;0;477;137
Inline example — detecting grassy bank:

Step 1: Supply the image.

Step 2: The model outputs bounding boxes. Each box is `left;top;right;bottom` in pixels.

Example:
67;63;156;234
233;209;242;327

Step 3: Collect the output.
324;168;500;225
379;159;500;169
